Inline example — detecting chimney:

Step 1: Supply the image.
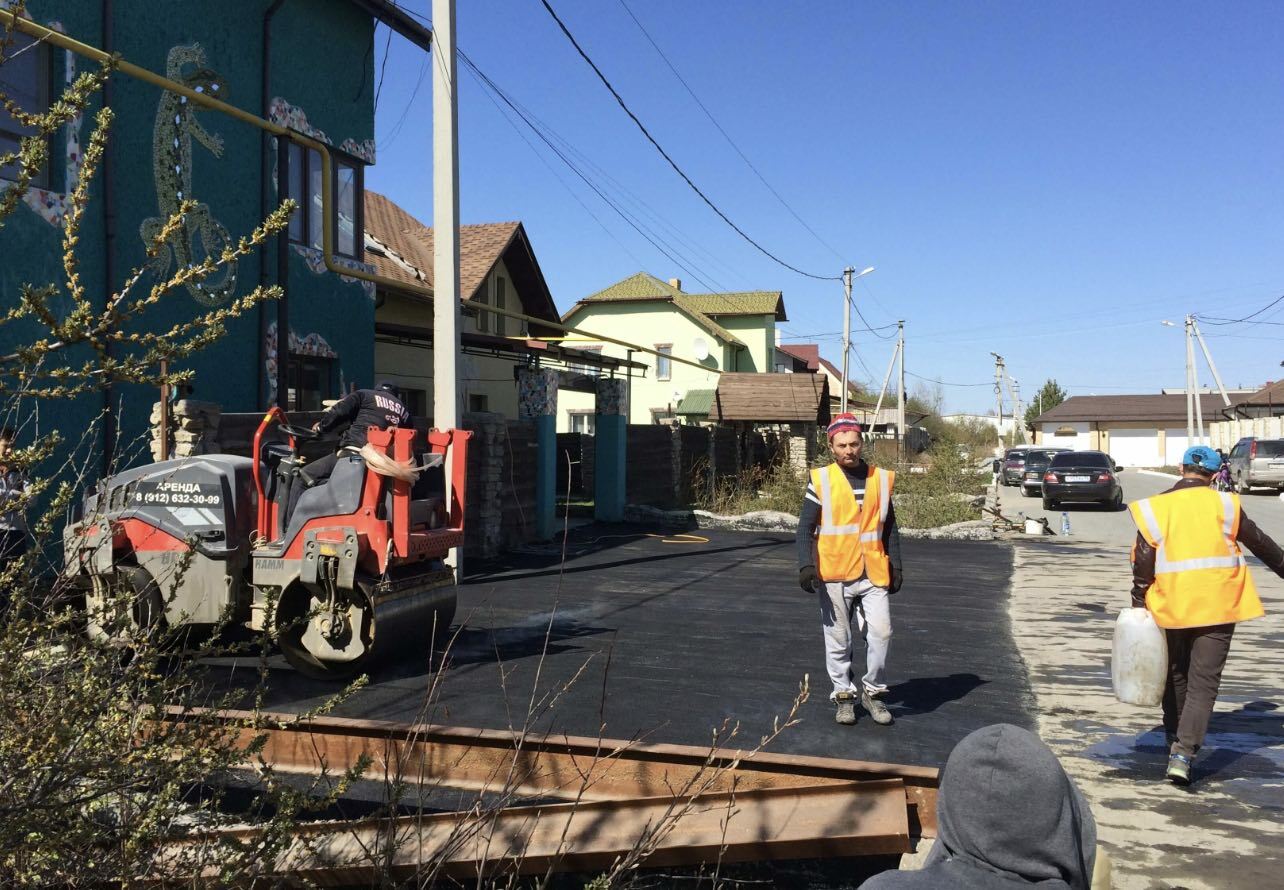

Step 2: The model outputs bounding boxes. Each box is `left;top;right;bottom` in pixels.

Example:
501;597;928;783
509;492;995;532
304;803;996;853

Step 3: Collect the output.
668;278;682;291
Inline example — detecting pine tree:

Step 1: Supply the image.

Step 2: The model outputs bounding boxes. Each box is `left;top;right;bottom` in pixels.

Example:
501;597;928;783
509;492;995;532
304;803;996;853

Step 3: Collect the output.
1025;379;1068;430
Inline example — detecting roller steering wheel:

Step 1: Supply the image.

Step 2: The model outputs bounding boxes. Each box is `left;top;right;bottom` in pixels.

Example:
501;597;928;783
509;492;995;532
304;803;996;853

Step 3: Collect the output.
279;423;320;441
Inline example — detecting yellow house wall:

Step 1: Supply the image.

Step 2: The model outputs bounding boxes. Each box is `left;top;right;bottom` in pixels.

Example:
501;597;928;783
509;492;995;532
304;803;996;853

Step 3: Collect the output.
557;301;724;429
374;258;526;419
717;315;775;372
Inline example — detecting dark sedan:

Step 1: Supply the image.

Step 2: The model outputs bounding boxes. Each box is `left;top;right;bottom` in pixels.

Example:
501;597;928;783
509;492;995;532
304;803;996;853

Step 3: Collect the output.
1041;450;1123;510
1001;446;1035;486
1020;448;1070;496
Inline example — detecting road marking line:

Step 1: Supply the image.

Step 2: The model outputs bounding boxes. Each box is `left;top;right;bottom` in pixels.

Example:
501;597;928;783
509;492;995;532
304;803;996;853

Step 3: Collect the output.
1137;469;1179;479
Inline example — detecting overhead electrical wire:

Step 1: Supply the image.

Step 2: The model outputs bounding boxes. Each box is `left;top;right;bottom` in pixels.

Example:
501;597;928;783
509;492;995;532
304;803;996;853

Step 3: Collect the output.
906;371;992;388
456;49;727;293
1197;293;1284;326
616;0;845;265
387;1;737;292
536;0;841;281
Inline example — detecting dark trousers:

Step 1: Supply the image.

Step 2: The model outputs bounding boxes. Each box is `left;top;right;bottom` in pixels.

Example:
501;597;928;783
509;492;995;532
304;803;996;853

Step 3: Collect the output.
300;450;340;487
1163;623;1234;758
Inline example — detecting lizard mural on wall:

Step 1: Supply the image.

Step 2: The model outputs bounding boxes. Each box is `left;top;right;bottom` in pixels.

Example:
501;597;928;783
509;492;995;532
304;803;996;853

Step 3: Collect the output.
139;44;236;306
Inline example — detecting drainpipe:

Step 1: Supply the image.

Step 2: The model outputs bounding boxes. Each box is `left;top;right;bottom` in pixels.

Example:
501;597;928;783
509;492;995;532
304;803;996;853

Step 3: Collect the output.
260;0;287;409
101;0;116;475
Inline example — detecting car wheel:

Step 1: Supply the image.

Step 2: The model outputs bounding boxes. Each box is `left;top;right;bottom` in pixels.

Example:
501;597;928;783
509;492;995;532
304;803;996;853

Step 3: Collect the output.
1112;490;1124;510
1042;496;1056;510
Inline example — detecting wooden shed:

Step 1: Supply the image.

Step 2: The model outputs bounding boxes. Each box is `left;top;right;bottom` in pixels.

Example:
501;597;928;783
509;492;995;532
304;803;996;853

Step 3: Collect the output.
710;373;831;425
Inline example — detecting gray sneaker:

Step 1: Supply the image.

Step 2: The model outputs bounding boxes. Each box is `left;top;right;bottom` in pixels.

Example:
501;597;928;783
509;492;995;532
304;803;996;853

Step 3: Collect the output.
834;692;857;725
1166;753;1192;786
862;691;894;726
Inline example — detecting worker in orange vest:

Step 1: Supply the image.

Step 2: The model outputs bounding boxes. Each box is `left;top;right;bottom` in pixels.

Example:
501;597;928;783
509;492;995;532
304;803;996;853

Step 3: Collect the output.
1129;445;1284;785
797;413;902;727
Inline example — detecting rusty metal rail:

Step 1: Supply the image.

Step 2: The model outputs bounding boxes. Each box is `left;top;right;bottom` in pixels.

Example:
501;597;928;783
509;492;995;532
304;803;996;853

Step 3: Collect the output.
164;779;910;883
160;708;937;882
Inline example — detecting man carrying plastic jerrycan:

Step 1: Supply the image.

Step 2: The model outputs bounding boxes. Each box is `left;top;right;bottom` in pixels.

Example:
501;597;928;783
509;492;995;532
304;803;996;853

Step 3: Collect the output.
1128;445;1284;786
797;413;903;727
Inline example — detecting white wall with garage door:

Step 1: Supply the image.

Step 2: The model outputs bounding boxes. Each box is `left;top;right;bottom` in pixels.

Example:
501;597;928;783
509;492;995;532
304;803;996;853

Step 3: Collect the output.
1041;421;1092;451
1106;428;1162;467
1165;429;1191;465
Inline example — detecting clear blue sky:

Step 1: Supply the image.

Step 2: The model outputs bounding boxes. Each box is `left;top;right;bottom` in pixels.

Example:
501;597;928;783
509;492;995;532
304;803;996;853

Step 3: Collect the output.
366;1;1284;413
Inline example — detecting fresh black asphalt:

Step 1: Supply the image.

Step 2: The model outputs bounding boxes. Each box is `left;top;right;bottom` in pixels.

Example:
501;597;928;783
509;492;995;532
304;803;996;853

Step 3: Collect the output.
249;526;1034;770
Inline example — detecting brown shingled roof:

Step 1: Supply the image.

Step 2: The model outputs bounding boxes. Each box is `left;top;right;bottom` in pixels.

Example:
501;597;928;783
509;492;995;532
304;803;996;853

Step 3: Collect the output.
710;372;830;423
1033;393;1230;424
778;343;820;371
364;192;560;328
364;191;519;302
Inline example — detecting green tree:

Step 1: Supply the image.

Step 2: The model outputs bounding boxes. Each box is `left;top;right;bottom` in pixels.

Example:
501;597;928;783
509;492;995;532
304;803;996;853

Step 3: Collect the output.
1025;379;1068;430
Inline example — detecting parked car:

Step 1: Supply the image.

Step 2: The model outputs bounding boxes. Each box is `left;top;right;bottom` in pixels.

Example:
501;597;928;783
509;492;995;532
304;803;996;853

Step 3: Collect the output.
1020;448;1070;496
1000;445;1037;486
1041;450;1123;510
1227;437;1284;492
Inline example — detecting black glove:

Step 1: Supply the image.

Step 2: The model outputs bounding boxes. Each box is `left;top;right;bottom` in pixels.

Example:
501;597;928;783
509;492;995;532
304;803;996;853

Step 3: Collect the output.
1131;592;1147;609
799;565;819;592
888;568;903;594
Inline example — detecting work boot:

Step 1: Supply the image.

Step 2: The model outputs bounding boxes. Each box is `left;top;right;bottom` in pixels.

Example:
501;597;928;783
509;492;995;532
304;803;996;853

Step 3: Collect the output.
834;692;857;725
862;690;894;726
1166;753;1192;786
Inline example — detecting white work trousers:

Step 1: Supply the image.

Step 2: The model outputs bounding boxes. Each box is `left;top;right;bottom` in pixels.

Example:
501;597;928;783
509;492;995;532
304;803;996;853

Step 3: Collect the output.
820;577;891;700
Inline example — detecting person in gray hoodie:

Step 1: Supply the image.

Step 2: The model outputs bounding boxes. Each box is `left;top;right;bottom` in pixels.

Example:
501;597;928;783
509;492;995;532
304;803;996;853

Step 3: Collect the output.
865;724;1099;890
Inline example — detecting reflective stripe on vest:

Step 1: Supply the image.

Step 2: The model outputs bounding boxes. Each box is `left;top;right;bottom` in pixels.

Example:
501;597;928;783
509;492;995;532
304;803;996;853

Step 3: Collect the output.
811;463;894;584
1129;486;1265;628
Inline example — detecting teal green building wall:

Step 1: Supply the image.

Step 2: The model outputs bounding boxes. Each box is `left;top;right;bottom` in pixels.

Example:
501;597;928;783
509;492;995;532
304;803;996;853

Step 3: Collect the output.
0;0;375;474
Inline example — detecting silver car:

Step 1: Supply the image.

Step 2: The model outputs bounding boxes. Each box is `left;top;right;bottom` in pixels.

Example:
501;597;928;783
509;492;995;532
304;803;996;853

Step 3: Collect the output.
1228;437;1284;492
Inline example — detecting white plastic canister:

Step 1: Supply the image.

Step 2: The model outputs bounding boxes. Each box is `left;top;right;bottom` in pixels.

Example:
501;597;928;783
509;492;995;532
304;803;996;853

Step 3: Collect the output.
1111;607;1168;706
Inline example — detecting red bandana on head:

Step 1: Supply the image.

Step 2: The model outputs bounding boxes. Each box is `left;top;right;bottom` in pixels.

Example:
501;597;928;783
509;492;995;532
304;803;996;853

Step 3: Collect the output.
827;413;863;440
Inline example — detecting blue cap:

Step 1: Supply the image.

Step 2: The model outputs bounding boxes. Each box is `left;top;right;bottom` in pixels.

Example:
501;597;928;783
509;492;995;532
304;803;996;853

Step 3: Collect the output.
1182;445;1222;471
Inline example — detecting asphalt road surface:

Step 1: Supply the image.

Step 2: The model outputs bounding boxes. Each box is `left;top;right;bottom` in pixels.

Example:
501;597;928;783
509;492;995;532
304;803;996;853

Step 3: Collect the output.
995;468;1284;547
243;528;1033;770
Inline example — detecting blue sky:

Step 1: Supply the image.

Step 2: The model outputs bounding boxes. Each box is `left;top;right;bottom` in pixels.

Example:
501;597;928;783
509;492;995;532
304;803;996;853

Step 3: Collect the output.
366;1;1284;413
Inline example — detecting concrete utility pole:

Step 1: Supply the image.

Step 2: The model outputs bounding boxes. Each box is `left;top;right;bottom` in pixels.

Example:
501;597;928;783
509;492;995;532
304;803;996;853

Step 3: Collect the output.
1184;315;1196;443
840;266;853;414
433;0;461;566
896;322;906;460
871;336;900;460
1002;370;1028;444
1190;317;1233;409
991;353;1005;447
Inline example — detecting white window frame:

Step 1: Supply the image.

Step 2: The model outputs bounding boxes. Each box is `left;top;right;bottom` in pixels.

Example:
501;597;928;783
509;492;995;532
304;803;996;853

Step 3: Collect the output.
655;344;672;381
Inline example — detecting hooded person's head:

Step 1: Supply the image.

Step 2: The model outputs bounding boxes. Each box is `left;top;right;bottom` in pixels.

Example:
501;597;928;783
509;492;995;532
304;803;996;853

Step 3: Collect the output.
927;724;1097;889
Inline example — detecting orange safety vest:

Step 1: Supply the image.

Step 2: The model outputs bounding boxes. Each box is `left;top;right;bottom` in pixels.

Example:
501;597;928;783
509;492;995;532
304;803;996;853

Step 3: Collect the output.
1129;486;1265;629
810;463;895;586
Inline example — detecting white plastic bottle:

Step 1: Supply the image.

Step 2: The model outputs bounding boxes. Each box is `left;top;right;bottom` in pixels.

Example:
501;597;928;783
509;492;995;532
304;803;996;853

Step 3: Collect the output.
1112;608;1168;706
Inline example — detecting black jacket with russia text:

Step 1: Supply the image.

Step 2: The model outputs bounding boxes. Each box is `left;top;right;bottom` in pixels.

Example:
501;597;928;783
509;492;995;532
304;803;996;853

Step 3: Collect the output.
316;389;410;450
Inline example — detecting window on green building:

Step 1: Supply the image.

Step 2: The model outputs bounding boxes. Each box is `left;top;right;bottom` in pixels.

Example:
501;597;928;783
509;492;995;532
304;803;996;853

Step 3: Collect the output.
0;32;51;188
286;354;335;412
285;142;364;260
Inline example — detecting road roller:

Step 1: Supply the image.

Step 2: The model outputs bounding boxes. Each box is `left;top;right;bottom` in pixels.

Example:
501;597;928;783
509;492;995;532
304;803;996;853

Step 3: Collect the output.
62;407;470;679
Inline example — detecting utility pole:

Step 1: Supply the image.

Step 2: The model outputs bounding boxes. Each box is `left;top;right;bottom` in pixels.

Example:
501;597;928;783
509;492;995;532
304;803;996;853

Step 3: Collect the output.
1002;372;1028;444
840;267;854;413
433;0;461;567
896;321;906;461
1191;316;1233;412
1184;315;1196;443
991;353;1006;447
871;337;900;462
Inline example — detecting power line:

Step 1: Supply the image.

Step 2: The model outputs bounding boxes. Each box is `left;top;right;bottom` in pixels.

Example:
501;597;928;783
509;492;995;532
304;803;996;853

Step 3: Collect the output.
616;0;845;264
536;0;840;281
457;49;727;292
388;1;737;291
906;371;992;388
1197;295;1284;326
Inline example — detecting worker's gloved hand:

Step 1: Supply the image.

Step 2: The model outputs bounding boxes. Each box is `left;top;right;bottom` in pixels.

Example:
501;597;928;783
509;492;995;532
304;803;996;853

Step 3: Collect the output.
1131;592;1148;609
799;565;819;593
888;568;903;594
311;421;321;433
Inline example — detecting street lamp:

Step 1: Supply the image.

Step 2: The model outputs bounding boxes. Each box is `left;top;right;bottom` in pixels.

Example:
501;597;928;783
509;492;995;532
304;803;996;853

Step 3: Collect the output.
840;265;877;413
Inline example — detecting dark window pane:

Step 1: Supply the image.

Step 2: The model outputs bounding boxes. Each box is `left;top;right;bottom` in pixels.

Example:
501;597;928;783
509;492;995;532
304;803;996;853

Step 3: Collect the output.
493;276;506;337
1256;441;1284;458
336;162;355;256
0;34;49;186
307;148;322;250
287;142;304;241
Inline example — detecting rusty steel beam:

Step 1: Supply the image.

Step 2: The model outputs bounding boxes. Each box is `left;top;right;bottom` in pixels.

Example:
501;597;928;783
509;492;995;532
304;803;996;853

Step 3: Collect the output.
164;708;938;837
162;778;910;884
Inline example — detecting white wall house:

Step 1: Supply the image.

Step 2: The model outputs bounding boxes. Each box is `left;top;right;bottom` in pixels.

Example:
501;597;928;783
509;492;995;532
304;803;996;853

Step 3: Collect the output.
1032;394;1229;467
